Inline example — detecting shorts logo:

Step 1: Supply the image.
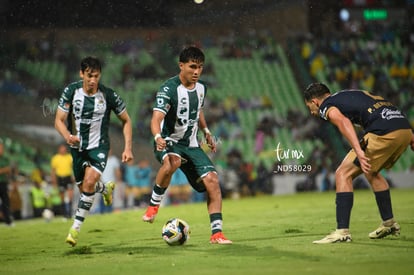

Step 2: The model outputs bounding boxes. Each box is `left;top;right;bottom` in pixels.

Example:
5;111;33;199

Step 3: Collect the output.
97;153;106;159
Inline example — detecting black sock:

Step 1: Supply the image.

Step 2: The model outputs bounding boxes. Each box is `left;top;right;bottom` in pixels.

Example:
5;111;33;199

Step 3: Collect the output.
374;189;393;221
336;192;354;229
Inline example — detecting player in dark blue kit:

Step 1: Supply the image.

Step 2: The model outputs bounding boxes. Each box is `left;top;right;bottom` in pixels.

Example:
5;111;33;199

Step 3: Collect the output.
304;83;414;244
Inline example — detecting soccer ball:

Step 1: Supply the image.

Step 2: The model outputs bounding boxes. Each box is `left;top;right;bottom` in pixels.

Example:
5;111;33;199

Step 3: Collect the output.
42;209;54;222
161;218;190;246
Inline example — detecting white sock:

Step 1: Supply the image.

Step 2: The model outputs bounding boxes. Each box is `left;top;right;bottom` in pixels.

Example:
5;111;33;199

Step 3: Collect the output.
73;192;95;231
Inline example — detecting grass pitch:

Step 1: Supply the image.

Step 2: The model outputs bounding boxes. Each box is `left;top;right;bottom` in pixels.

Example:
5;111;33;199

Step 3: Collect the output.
1;189;413;275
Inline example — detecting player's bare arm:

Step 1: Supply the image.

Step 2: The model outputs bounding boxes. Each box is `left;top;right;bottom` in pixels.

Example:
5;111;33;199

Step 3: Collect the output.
327;107;371;173
54;108;80;147
151;110;167;151
117;110;134;163
410;132;414;151
198;109;216;152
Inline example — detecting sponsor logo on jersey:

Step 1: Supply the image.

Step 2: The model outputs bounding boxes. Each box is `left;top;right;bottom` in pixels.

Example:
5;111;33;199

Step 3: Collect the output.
73;99;83;120
157;98;164;107
381;108;405;120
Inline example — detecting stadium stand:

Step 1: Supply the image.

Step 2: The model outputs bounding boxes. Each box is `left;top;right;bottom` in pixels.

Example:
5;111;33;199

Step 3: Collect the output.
3;31;413;177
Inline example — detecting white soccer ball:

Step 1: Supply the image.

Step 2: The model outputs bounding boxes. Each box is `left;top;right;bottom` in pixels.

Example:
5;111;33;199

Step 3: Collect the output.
161;218;190;246
42;209;54;222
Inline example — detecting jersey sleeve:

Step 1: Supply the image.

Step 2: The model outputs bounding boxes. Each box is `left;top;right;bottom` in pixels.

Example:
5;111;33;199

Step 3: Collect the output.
319;105;335;121
318;96;337;121
153;84;172;114
199;80;207;108
57;85;74;113
107;88;127;115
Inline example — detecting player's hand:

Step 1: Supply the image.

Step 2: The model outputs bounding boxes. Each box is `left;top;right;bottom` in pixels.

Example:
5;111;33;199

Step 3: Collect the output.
155;137;167;151
121;149;133;163
67;134;80;147
356;150;371;174
205;133;217;153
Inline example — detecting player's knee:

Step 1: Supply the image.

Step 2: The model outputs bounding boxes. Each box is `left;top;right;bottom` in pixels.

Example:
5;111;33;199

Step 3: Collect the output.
335;167;350;183
162;156;180;172
203;173;221;194
335;161;358;180
160;163;178;178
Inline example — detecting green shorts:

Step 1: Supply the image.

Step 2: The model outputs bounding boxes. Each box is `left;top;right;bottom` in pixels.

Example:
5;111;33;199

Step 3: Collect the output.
154;142;216;192
70;147;109;184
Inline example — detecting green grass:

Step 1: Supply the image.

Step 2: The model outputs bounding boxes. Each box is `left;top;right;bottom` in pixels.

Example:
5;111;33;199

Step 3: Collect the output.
1;189;414;275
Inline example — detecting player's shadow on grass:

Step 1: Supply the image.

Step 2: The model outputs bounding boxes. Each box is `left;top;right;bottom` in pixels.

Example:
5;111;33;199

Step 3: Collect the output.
349;236;414;249
64;244;166;256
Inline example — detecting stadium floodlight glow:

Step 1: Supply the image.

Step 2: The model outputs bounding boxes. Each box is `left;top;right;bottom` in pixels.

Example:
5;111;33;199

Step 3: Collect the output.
339;8;350;22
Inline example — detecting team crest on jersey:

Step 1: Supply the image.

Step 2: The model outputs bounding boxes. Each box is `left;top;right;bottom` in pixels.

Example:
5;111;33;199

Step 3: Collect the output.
96;94;106;111
97;99;105;110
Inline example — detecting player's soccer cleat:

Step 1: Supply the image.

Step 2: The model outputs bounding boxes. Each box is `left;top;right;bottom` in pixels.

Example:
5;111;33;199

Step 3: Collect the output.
102;181;115;206
209;232;233;244
369;221;400;239
66;228;79;247
313;229;352;244
142;205;160;223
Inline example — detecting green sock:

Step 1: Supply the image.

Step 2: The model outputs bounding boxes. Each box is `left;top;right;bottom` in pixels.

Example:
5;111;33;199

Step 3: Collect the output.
210;213;223;234
149;184;167;206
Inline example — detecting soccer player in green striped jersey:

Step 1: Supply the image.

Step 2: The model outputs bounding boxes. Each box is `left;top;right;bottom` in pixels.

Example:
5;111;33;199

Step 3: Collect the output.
55;56;133;246
142;46;232;244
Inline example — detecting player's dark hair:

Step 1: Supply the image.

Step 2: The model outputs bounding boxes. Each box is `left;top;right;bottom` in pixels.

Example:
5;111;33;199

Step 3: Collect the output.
304;82;331;101
80;56;102;72
179;46;205;63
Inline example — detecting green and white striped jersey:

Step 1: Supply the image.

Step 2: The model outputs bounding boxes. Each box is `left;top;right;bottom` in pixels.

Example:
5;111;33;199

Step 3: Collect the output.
58;80;126;151
153;75;206;147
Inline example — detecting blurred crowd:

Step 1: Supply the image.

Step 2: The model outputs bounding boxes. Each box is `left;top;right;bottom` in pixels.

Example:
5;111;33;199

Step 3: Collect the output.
1;17;414;224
